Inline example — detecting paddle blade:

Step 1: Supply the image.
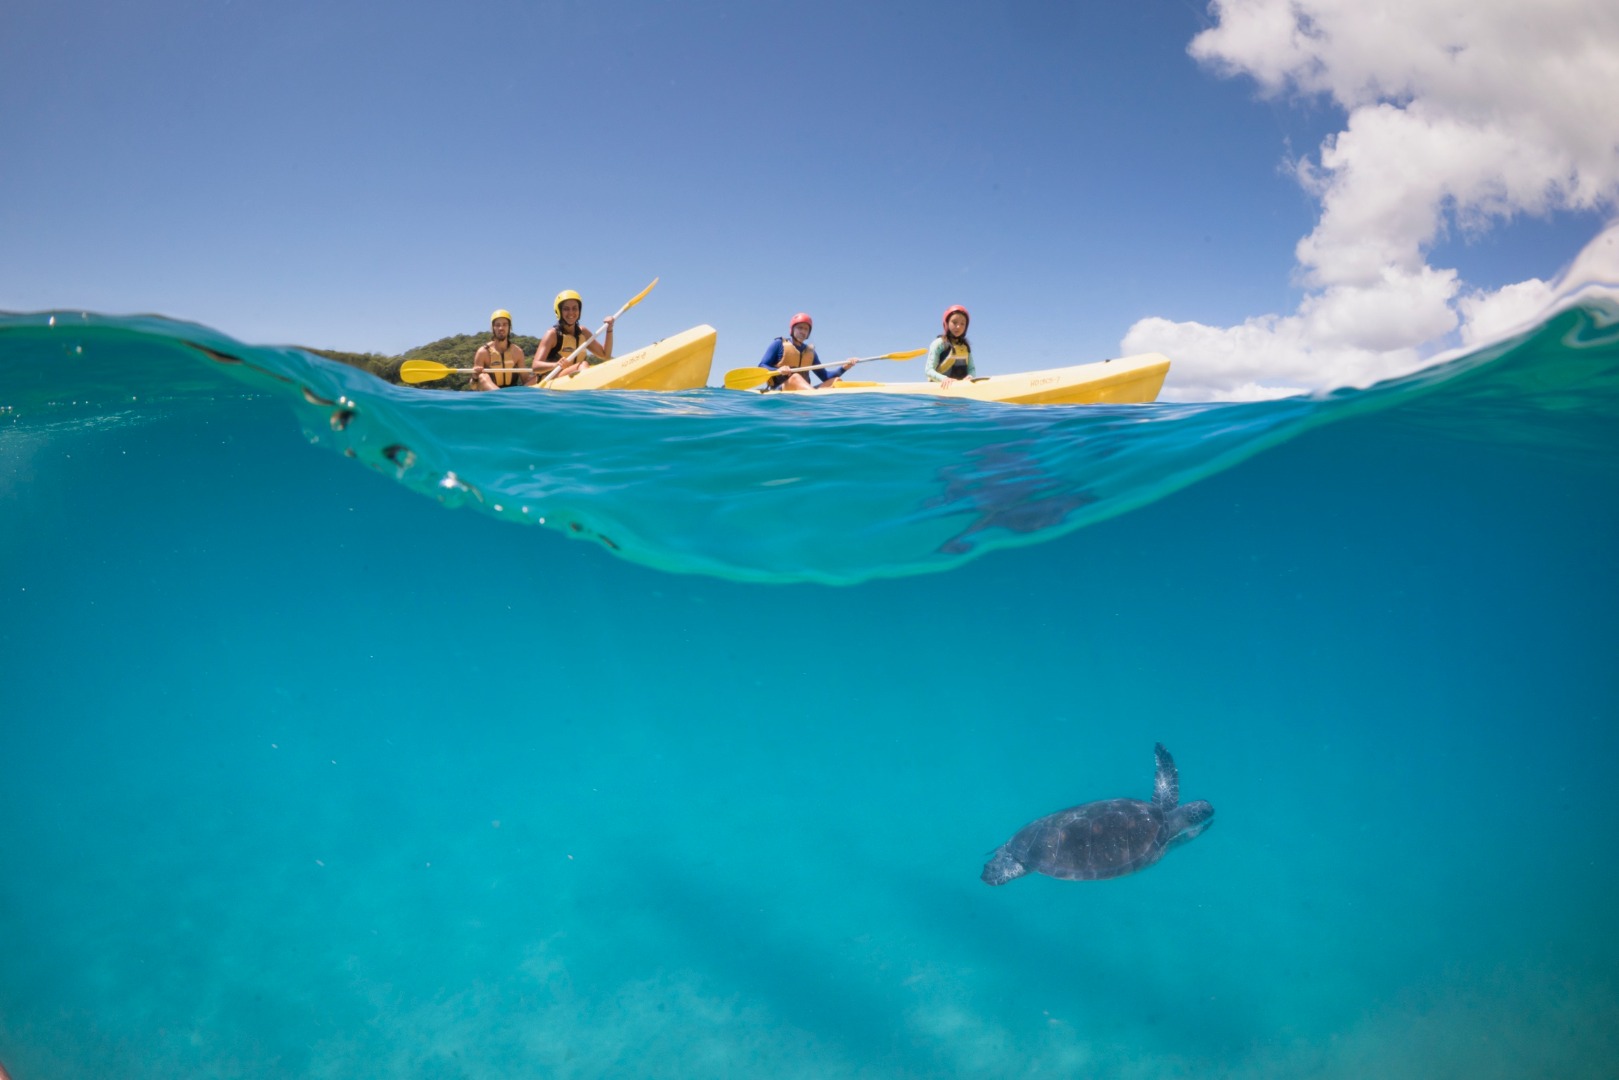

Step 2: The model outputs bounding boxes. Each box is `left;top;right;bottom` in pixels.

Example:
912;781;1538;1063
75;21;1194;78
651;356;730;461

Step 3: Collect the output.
619;277;659;315
399;359;454;384
723;366;773;390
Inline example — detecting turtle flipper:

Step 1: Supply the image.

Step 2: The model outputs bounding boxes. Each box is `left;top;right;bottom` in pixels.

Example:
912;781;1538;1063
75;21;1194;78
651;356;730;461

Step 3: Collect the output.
1152;742;1179;810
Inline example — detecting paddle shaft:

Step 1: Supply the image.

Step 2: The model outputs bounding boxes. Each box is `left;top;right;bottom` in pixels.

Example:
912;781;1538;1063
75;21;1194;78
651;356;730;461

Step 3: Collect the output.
783;348;926;375
722;348;926;390
775;359;855;375
412;364;506;375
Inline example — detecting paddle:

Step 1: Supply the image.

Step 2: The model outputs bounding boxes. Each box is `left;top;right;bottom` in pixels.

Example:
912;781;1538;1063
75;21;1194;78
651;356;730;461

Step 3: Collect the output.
722;348;926;391
400;359;493;384
538;277;660;387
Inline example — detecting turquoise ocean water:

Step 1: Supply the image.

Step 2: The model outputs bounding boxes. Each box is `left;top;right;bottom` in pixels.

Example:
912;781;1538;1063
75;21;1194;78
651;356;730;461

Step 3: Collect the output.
2;297;1617;1078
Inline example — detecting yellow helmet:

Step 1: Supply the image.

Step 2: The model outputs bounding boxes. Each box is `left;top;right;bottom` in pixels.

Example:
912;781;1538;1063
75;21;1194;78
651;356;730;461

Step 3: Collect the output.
553;290;582;318
490;309;513;326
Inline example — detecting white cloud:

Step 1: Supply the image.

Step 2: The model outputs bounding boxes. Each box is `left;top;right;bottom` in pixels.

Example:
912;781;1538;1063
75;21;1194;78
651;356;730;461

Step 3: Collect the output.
1298;265;1460;350
1123;312;1427;402
1138;0;1619;401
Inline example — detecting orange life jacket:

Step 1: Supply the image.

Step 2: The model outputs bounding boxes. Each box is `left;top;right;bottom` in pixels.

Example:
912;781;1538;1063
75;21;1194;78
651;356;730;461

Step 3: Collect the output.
483;340;521;387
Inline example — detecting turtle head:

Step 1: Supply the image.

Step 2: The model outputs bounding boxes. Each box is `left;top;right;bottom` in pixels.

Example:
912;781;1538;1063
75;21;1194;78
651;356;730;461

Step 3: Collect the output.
980;847;1029;886
1167;799;1215;848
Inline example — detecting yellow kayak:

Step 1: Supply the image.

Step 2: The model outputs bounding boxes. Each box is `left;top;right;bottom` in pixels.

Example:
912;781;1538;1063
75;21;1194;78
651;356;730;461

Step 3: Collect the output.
798;353;1170;405
542;324;716;391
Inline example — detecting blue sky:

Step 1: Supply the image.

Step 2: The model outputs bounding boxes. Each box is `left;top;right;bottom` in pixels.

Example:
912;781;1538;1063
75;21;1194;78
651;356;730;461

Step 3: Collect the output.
3;0;1614;398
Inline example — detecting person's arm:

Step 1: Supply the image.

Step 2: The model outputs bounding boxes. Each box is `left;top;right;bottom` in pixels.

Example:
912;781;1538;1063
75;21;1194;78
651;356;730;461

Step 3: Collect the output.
471;344;494;391
825;358;861;383
586;314;616;360
758;339;785;369
511;344;535;385
820;357;860;385
809;348;846;383
925;338;948;383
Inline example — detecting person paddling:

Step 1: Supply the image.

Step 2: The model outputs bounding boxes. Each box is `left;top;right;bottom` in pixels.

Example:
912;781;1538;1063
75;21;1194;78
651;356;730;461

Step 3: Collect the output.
534;290;615;382
927;305;974;387
470;309;532;390
757;312;853;391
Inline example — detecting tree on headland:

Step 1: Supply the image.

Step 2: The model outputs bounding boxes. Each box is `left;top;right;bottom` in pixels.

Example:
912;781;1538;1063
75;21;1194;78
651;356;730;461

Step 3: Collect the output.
303;348;394;379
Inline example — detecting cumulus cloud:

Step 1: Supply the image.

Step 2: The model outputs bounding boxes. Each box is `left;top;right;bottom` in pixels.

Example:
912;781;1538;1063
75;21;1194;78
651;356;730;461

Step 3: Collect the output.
1137;0;1619;400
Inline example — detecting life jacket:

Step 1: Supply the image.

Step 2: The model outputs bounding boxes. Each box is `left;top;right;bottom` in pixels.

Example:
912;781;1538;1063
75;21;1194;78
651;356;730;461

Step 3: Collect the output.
547;322;591;365
939;339;970;378
779;336;817;369
483;340;522;387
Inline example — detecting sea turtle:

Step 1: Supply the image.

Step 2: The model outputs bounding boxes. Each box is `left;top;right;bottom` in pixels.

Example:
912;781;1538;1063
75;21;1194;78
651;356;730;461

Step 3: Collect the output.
981;743;1214;885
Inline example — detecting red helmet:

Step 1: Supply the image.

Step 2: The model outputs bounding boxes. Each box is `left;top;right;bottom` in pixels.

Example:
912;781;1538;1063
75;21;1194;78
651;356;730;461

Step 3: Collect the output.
790;312;813;331
942;305;970;330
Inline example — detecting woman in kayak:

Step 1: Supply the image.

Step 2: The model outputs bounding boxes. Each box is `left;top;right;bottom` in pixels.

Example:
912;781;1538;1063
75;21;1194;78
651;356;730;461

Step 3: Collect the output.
534;289;615;381
927;305;974;386
757;312;852;391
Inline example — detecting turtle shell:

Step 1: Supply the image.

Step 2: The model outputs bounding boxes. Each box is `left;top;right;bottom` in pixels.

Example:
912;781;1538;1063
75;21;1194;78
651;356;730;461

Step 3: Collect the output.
1005;797;1167;880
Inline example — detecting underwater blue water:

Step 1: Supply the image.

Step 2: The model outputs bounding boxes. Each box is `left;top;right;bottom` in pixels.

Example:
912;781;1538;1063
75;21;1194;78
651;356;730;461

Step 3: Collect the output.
1;301;1617;1078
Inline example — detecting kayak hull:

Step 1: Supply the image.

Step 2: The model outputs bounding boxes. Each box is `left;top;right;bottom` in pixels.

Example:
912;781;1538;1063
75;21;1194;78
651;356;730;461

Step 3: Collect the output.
542;324;716;391
793;352;1171;404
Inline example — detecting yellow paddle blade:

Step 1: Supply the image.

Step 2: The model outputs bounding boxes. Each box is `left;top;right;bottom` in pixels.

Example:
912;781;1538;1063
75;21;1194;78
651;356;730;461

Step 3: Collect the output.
399;359;455;384
876;348;927;361
723;367;774;390
620;277;659;313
